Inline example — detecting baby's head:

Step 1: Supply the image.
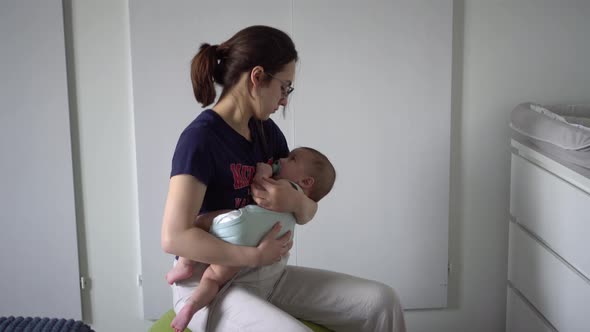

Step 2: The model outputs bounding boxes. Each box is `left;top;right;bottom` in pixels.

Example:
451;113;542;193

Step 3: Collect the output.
275;147;336;202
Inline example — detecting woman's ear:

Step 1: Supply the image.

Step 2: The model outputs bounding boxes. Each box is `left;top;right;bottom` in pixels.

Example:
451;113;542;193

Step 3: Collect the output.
299;176;315;189
250;66;264;88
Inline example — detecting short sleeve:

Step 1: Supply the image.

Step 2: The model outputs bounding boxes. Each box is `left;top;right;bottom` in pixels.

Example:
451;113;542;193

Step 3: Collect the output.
170;127;213;185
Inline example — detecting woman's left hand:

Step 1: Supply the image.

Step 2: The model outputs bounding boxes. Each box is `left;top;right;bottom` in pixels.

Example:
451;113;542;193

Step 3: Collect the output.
251;177;299;212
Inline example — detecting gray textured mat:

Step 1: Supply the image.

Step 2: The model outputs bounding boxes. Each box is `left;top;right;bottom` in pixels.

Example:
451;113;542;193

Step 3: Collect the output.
0;317;94;332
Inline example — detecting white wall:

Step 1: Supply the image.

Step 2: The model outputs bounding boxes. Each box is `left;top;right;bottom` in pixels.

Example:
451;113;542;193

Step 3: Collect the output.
0;0;81;319
405;1;590;331
66;0;590;331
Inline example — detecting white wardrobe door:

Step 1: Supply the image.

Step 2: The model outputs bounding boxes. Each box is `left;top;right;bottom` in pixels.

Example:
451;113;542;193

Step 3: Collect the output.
291;0;452;309
0;0;81;319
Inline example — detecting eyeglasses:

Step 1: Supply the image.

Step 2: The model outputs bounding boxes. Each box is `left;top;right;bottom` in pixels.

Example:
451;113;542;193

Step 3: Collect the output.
266;73;294;97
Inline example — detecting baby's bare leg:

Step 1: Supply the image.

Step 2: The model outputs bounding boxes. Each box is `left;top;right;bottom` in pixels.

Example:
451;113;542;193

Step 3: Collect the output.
166;256;195;285
166;210;232;285
171;265;241;332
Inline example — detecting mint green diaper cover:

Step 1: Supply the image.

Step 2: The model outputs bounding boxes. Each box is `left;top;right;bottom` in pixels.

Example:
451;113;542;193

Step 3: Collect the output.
209;205;296;246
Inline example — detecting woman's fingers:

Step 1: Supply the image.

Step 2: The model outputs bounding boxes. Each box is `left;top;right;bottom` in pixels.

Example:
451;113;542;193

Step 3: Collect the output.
277;229;292;242
251;182;268;203
251;178;298;212
281;239;293;255
260;222;282;242
277;229;292;255
256;222;293;266
251;181;266;193
251;177;280;196
259;176;279;186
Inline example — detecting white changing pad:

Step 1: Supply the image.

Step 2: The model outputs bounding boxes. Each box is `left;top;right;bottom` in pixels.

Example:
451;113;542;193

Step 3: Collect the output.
510;102;590;174
510;102;590;151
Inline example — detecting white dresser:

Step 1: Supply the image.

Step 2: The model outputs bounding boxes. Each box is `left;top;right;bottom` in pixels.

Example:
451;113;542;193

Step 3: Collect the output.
507;140;590;332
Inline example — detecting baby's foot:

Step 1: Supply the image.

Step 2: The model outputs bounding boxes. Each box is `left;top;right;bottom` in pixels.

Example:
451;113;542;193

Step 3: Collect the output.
166;262;194;285
171;303;197;332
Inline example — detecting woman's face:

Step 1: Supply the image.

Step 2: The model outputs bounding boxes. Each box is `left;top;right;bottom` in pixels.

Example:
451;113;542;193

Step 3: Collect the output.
255;61;296;120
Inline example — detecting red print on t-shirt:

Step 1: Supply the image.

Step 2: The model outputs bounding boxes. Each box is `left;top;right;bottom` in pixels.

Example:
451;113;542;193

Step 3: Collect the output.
230;163;255;189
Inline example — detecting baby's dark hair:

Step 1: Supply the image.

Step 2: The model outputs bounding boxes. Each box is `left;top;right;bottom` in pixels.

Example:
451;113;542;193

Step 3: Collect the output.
300;147;336;202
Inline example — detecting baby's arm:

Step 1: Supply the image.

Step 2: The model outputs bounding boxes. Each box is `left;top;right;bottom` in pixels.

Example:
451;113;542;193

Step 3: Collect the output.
255;163;308;225
267;177;310;225
254;162;310;223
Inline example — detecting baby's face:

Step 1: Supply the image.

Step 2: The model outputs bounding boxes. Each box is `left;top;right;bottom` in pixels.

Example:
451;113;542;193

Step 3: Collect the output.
275;148;311;183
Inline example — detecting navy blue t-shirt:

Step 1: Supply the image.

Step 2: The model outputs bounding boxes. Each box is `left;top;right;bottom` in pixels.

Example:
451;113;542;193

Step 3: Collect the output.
171;109;289;213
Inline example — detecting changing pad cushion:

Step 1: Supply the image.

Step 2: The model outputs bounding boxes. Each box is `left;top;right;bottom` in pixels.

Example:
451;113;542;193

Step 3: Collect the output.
510;102;590;151
209;205;296;247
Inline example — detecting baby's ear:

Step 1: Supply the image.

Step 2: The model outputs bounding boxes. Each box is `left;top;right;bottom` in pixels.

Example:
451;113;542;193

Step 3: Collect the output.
300;176;315;189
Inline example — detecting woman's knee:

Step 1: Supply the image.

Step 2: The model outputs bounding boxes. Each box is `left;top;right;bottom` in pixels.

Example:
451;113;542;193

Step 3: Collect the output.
363;281;402;313
360;282;406;331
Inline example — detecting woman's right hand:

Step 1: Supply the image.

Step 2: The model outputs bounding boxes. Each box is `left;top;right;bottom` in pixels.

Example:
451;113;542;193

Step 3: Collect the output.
253;222;293;266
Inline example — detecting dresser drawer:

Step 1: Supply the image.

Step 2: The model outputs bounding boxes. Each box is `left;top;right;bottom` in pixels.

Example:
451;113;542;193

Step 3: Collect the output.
506;286;555;332
508;223;590;331
510;154;590;279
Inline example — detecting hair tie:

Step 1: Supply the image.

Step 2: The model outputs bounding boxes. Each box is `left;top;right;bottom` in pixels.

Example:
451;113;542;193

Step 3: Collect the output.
211;44;221;58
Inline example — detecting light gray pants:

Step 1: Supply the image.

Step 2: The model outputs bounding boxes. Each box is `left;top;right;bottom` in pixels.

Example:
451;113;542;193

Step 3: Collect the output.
171;258;406;332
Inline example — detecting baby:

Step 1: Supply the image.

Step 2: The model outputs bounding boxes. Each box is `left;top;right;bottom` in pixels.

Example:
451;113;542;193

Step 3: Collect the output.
166;147;336;332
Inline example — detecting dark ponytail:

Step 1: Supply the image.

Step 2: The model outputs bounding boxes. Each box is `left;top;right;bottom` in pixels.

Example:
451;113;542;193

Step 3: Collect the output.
191;43;219;107
190;26;298;108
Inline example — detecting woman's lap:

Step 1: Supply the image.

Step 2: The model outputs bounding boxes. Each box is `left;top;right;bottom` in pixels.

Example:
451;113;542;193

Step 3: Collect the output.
270;265;406;332
171;261;406;332
173;281;311;332
172;258;310;332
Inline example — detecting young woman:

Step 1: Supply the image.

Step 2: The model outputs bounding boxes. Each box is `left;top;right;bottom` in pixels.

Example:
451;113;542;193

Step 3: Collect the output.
161;25;406;332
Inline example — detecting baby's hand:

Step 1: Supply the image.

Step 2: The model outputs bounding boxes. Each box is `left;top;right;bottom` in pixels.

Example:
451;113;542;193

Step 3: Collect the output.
254;162;273;182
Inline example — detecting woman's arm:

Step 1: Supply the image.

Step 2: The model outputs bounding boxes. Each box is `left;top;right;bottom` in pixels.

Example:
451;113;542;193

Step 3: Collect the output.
161;174;292;266
251;177;318;225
